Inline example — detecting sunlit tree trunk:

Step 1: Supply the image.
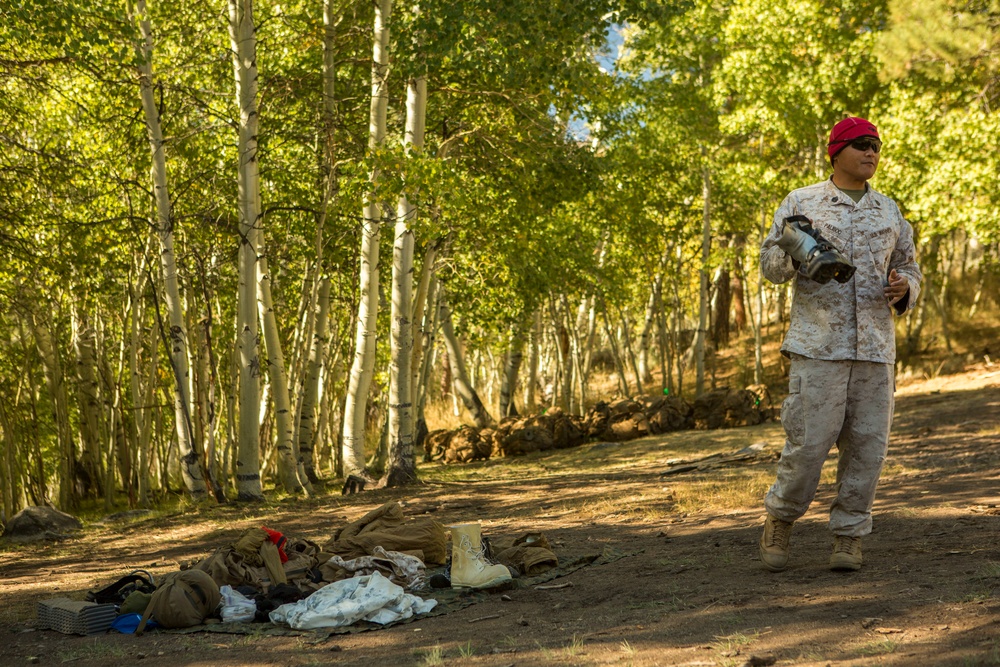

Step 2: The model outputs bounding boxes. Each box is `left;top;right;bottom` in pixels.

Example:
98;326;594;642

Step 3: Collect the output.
695;161;712;396
410;240;439;396
637;259;665;386
439;297;493;428
384;75;426;488
31;309;76;509
257;234;307;495
297;278;330;484
129;275;155;507
229;0;264;500
499;319;527;418
525;308;541;411
414;275;440;426
0;400;19;519
600;301;629;397
71;305;103;497
343;0;392;476
133;0;208;499
753;208;767;384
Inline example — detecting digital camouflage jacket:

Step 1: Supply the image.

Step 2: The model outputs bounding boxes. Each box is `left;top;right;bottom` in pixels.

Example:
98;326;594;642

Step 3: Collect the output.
760;178;922;364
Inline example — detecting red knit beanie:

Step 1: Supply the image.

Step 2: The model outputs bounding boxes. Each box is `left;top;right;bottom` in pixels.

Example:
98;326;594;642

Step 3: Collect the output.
827;117;879;158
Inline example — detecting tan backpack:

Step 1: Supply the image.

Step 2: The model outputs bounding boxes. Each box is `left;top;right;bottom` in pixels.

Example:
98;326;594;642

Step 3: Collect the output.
136;569;221;634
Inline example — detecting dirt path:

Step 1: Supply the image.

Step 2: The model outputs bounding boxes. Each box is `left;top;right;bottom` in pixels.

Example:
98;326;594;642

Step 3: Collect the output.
2;367;999;666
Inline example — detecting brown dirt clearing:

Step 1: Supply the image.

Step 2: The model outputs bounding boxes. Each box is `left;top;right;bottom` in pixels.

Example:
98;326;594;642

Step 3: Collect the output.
2;366;1000;666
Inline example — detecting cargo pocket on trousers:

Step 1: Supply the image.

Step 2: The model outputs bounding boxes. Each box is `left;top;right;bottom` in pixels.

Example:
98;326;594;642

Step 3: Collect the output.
781;374;805;444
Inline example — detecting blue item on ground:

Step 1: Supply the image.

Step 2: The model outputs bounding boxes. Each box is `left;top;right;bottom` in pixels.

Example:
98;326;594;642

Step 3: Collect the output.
111;613;158;634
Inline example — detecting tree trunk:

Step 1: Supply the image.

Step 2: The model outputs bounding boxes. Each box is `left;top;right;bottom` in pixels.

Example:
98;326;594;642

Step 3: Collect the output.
342;0;392;476
499;319;527;419
71;305;103;498
0;399;20;520
228;0;265;501
556;299;573;412
415;275;440;425
31;310;77;509
600;300;630;397
753;207;768;384
257;235;307;495
134;0;208;500
383;75;426;488
637;254;666;385
618;305;644;396
695;162;711;396
297;278;330;484
712;266;730;349
439;297;493;428
525;309;541;412
410;240;439;396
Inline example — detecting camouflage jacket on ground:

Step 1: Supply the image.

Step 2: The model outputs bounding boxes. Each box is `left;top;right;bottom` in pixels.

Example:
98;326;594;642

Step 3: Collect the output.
760;178;922;364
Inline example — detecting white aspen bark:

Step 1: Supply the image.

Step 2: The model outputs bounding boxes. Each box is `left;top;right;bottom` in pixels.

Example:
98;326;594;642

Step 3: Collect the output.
753;208;767;384
342;0;392;476
229;0;264;500
384;75;425;488
31;311;76;509
439;297;493;428
600;300;630;397
257;243;307;495
297;278;330;484
290;0;337;462
656;298;671;392
415;275;440;421
100;338;127;511
132;292;157;507
637;248;668;384
410;240;439;393
582;236;608;376
557;297;573;412
623;309;644;394
695;161;711;396
193;275;227;503
525;309;540;411
499;319;527;418
0;401;17;519
133;0;207;499
71;305;103;497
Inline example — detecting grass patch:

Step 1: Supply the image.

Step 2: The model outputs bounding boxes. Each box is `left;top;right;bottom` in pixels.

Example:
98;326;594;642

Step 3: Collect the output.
55;639;128;662
458;640;475;658
563;633;585;657
415;645;444;666
856;637;899;656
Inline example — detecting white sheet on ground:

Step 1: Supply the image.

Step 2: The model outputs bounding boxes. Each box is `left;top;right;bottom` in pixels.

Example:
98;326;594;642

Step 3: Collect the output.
269;571;437;630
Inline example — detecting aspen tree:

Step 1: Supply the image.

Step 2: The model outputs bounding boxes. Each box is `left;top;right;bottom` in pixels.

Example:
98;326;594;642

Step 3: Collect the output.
228;0;264;500
342;0;392;476
132;0;208;499
439;297;493;428
383;75;426;487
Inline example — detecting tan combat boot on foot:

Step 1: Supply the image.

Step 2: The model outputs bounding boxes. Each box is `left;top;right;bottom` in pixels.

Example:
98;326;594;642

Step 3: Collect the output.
450;523;513;589
759;514;794;572
830;535;862;571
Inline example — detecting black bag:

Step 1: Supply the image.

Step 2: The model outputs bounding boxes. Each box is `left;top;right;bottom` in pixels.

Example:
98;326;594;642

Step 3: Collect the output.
86;570;156;606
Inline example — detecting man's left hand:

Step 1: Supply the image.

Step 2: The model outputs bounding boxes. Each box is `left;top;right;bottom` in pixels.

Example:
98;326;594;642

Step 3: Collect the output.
884;269;908;306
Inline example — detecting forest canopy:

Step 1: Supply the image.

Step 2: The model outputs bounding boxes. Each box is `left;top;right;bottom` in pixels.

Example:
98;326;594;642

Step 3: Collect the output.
0;0;997;514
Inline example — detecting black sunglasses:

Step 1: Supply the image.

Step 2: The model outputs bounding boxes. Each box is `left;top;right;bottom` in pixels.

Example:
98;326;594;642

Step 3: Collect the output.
847;137;881;153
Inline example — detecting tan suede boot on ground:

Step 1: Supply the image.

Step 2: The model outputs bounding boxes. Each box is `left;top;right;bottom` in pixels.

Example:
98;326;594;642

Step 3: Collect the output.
758;514;794;572
449;523;513;589
830;535;862;571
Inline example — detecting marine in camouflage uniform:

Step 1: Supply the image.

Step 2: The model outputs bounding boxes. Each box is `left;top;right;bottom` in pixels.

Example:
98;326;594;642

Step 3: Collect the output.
758;117;922;572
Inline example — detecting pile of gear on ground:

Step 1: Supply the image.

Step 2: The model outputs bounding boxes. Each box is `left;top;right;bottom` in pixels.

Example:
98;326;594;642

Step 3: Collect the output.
426;386;772;464
35;502;558;636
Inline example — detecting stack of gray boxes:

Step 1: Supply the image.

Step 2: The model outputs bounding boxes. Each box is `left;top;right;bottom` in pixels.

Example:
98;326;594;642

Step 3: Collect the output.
37;598;117;635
